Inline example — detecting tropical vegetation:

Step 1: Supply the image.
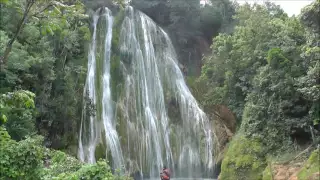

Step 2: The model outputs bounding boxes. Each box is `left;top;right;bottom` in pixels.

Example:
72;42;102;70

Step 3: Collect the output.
0;0;319;179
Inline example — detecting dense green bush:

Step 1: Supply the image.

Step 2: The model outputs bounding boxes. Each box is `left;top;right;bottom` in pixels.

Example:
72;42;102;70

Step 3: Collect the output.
262;164;272;180
240;62;309;151
42;149;83;179
0;0;89;148
220;135;266;180
55;160;132;180
197;3;306;120
0;132;44;179
297;149;320;180
0;125;132;180
0;90;36;140
0;88;130;180
266;48;291;69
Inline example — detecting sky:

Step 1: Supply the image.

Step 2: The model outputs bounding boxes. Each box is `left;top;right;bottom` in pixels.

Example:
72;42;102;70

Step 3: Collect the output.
234;0;315;16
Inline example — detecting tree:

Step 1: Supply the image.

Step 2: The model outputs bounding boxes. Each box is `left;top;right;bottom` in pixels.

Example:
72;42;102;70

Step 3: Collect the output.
0;0;88;70
0;0;36;69
0;90;36;140
197;2;305;119
0;0;89;148
168;0;201;44
200;0;235;40
295;0;320;128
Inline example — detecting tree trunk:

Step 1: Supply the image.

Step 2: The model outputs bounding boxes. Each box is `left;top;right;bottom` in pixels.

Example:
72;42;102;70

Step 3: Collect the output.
0;0;35;71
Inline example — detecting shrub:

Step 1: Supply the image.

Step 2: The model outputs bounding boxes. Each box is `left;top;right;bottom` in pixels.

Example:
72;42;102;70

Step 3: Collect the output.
267;48;291;69
42;149;83;179
0;90;36;140
297;149;320;180
55;160;114;180
220;135;267;180
0;131;44;179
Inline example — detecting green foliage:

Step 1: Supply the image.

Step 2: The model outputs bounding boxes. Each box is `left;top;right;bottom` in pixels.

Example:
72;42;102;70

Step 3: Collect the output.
59;160;113;180
262;164;272;180
240;62;311;150
266;48;290;69
168;0;201;44
0;0;8;4
0;0;89;37
198;1;320;150
0;0;89;148
0;90;36;140
297;149;320;180
199;1;320;178
295;0;320;127
0;133;44;179
295;62;320;126
200;0;235;38
0;126;11;143
0;125;131;180
55;159;132;180
299;0;320;37
0;0;319;179
42;149;83;179
220;135;266;180
198;2;306;119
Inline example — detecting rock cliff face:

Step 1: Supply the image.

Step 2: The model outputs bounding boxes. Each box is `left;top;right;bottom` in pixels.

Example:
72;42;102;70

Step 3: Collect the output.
209;105;237;163
189;36;211;76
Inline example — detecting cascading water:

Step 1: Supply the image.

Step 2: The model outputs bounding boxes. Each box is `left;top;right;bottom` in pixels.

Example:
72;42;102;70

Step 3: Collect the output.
79;7;124;170
79;6;216;179
78;10;99;164
119;7;214;178
101;8;125;170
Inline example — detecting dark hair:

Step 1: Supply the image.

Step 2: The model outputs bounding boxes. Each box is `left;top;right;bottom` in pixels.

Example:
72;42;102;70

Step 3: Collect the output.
163;165;167;169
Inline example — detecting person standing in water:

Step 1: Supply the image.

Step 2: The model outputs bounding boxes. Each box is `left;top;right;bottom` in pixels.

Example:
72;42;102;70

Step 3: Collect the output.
160;165;170;180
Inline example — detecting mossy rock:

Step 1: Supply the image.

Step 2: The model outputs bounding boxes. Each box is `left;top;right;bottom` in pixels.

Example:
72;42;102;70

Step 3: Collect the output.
262;163;272;180
297;149;320;180
219;135;267;180
110;9;125;102
95;142;107;160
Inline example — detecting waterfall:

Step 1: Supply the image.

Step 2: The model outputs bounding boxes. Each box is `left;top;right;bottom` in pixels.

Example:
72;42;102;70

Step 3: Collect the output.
79;6;215;179
101;8;125;170
78;10;100;164
119;7;214;178
79;7;124;170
